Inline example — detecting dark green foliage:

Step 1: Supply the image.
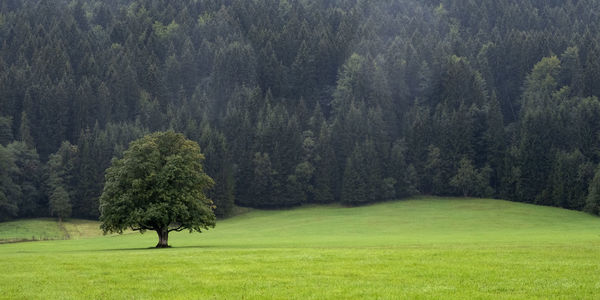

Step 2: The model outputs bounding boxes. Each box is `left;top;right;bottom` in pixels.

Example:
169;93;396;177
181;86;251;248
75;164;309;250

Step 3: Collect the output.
450;158;493;198
18;112;34;148
585;166;600;215
99;131;216;247
199;125;235;218
449;157;478;197
249;152;279;207
424;145;446;195
389;141;416;198
341;140;383;205
45;142;78;218
341;145;368;206
49;185;71;222
6;142;44;217
484;94;505;193
312;124;336;204
0;116;12;146
1;0;600;217
547;151;594;210
0;145;20;221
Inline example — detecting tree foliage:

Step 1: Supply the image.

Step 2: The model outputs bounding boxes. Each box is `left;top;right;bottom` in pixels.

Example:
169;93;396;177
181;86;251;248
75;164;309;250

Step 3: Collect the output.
49;185;71;222
1;0;600;218
99;131;215;248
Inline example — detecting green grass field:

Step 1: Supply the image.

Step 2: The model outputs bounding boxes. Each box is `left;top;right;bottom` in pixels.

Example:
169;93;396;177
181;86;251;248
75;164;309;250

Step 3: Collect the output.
2;197;600;299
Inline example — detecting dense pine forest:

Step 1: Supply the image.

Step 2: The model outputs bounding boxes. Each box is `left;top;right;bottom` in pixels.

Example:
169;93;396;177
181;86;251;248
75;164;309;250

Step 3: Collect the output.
2;0;600;220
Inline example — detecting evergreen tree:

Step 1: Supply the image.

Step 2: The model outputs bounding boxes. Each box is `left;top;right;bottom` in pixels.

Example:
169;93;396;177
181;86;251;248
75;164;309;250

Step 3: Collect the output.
484;93;505;193
0;145;20;221
585;165;600;215
313;124;335;203
0;116;12;146
7;141;44;217
516;56;563;204
425;145;445;195
389;140;416;198
45;141;78;217
74;128;103;219
250;152;278;207
548;150;594;210
18;111;34;148
341;145;368;206
199;125;235;217
2;0;600;216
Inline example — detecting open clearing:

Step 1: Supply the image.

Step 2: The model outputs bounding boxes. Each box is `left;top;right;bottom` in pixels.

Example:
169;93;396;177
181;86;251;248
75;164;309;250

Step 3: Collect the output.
1;197;600;299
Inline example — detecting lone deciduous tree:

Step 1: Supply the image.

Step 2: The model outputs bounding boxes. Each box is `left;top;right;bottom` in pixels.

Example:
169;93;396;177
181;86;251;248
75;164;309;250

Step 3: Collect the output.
99;131;216;248
49;185;72;223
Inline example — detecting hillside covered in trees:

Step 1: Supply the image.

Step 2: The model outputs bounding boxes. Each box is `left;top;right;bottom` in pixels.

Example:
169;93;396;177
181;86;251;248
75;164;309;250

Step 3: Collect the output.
2;0;600;220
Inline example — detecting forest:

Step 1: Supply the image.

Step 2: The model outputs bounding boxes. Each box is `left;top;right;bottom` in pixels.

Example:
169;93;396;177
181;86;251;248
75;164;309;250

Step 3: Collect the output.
2;0;600;220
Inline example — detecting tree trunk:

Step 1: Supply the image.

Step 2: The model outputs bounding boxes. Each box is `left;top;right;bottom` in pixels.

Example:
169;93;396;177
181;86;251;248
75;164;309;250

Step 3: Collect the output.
156;229;169;248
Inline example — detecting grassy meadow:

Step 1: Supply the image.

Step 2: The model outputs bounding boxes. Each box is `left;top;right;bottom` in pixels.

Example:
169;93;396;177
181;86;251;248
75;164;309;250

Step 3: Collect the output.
0;218;103;243
2;197;600;299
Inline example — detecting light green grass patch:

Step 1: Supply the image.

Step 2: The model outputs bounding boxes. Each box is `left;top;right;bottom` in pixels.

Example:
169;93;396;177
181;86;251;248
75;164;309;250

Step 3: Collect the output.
0;218;104;243
60;219;106;239
0;218;64;242
1;197;600;299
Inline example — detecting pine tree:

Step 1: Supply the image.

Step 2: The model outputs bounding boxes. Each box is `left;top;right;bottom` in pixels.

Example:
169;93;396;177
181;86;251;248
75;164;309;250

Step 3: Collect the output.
0;116;13;146
200;126;235;217
548;150;594;210
515;56;563;204
251;152;277;207
313;124;335;203
18;111;34;148
290;40;317;100
389;140;416;198
0;145;20;221
46;141;78;217
74;128;103;219
425;145;445;195
586;164;600;215
341;145;367;205
6;141;44;217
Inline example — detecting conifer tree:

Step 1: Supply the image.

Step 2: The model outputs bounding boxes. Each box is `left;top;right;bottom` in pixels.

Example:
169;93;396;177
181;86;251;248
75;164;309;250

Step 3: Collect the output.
7;141;44;217
313;124;336;203
0;116;12;146
585;165;600;215
0;145;20;221
18;111;34;148
341;145;367;206
200;126;235;217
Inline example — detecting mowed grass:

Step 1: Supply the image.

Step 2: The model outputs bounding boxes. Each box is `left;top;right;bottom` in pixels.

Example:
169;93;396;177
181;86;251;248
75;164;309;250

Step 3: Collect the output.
2;197;600;299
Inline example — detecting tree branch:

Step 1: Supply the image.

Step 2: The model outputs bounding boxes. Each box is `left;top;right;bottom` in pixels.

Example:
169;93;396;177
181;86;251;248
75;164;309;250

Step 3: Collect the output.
131;225;153;231
168;224;185;232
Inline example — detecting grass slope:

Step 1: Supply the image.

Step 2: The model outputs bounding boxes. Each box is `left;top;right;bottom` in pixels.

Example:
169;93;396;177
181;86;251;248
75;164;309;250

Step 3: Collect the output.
0;218;103;243
1;197;600;299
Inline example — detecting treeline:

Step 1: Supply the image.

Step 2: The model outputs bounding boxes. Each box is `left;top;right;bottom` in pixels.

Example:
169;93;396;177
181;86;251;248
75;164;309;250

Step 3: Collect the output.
2;0;600;220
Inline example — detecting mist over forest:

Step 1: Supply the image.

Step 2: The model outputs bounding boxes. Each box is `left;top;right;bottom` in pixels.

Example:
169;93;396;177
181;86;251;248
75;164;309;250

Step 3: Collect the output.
2;0;600;220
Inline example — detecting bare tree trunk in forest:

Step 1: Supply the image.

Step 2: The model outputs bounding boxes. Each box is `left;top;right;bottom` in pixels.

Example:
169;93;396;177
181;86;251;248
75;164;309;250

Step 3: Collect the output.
156;229;169;248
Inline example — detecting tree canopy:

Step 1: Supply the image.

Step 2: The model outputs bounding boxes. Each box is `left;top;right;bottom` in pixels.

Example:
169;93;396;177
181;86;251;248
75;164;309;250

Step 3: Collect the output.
2;0;600;220
99;131;215;248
